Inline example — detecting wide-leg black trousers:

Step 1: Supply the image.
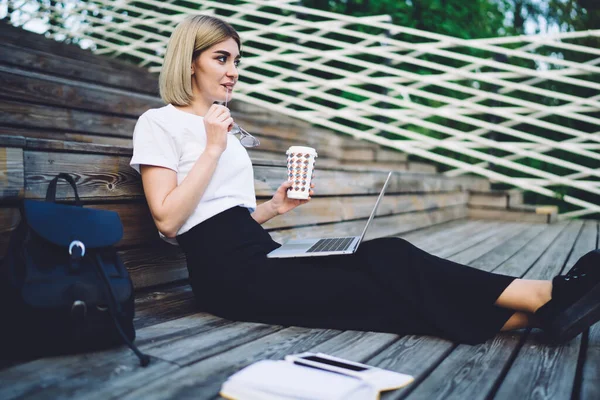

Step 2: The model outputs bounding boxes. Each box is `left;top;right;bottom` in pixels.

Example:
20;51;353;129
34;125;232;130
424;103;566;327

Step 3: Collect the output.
177;206;516;344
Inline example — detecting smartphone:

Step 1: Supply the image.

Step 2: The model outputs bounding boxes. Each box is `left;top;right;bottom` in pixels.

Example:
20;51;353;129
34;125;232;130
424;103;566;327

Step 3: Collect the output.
284;352;414;391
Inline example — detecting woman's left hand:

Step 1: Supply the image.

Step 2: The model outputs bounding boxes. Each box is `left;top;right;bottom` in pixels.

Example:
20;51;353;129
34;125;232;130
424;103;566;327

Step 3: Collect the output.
271;181;315;216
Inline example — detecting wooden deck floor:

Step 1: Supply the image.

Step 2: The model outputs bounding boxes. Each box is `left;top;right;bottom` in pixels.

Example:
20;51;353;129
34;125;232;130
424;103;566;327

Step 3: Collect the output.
1;218;599;400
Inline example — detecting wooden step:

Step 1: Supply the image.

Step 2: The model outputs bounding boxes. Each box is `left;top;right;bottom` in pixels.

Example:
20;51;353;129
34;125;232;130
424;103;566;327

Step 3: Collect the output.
0;25;158;94
468;189;523;208
468;204;558;224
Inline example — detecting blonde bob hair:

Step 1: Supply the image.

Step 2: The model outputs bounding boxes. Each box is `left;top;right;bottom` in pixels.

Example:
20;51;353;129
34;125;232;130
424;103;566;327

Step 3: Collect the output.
159;15;240;106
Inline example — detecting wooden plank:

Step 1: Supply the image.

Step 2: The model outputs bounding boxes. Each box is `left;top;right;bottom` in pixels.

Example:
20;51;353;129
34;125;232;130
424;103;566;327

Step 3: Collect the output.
400;333;524;400
371;335;457;399
424;221;505;258
376;148;408;162
269;205;468;244
0;313;230;399
401;219;477;249
24;153;478;201
24;151;142;201
0;66;162;118
255;166;488;197
492;222;569;277
342;147;376;161
0;207;20;256
468;206;552;223
262;192;468;230
0;24;159;92
467;223;547;272
237;132;343;159
492;220;585;400
134;285;196;329
0;127;133;148
115;327;341;400
120;245;187;290
0;147;23;199
469;192;508;208
0;99;136;137
0;42;159;95
310;330;399;362
448;222;531;266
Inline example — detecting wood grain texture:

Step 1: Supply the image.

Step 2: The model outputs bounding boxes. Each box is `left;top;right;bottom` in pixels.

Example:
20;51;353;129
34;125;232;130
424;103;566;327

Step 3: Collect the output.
0;43;159;94
0;127;134;148
0;207;20;255
0;23;159;92
492;221;569;277
0;66;162;117
119;245;187;289
0;313;229;400
261;192;468;230
0;146;23;199
24;151;478;201
403;333;524;400
118;327;341;400
269;205;468;243
0;99;136;137
24;151;142;200
467;223;547;272
468;206;551;223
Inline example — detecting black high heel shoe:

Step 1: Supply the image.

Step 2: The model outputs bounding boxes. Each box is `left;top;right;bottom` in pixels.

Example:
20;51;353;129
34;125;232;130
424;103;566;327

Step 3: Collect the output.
535;249;600;343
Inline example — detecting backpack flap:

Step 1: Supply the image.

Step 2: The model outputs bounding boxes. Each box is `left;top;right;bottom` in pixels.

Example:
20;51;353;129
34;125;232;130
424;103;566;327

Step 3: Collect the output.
19;200;130;308
23;200;123;248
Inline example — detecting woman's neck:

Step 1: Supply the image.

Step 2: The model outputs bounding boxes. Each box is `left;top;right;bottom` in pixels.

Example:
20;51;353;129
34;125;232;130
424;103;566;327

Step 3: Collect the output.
175;100;211;117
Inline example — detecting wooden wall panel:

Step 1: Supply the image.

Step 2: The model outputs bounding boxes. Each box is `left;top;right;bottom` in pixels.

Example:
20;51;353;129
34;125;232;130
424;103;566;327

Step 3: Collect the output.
0;67;162;118
0;99;136;137
0;147;24;199
24;151;143;200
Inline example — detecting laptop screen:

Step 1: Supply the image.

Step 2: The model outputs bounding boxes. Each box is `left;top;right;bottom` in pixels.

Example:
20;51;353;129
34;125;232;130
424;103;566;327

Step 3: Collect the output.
355;172;393;246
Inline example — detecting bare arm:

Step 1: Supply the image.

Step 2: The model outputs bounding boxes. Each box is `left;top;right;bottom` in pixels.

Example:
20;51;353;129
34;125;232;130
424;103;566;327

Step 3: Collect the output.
140;104;232;238
251;181;314;225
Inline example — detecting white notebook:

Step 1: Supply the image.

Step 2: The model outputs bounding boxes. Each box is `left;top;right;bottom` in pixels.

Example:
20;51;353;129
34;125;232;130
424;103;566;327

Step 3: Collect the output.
219;360;378;400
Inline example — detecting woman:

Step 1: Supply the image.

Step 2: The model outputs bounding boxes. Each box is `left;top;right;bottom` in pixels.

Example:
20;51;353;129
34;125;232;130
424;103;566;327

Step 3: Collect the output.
130;15;600;345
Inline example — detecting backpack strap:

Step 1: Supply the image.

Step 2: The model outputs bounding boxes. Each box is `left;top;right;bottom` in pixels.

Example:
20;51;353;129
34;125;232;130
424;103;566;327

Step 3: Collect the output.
92;253;151;367
45;173;83;206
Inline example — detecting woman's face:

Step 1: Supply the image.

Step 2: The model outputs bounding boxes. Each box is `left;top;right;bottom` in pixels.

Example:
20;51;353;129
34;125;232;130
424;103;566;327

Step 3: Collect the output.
191;37;240;109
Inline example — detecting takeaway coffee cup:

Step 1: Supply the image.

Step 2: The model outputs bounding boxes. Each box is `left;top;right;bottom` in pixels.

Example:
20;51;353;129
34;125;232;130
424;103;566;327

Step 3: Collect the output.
286;146;317;200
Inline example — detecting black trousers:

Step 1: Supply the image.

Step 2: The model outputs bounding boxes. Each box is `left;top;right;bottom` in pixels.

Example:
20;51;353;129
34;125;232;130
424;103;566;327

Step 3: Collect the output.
177;207;516;344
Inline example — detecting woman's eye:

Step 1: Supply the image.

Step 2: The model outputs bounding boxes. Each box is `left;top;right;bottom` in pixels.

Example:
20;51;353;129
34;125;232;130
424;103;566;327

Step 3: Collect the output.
217;56;227;63
234;59;241;67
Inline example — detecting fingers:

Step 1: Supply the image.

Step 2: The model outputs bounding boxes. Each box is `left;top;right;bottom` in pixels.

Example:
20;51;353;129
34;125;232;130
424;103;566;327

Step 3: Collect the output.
206;104;231;122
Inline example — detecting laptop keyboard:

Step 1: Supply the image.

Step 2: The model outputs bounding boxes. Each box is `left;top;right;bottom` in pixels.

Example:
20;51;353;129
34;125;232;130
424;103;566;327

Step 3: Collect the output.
307;237;355;253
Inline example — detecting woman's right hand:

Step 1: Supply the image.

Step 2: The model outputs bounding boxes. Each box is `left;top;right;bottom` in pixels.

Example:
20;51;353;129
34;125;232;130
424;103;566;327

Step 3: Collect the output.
203;104;233;156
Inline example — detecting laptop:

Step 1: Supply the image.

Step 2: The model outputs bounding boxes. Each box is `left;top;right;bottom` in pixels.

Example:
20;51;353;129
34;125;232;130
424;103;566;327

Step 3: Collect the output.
267;172;392;258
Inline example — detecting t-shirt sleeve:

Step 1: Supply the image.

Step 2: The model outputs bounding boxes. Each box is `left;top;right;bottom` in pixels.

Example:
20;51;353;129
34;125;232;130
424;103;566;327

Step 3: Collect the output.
130;112;179;174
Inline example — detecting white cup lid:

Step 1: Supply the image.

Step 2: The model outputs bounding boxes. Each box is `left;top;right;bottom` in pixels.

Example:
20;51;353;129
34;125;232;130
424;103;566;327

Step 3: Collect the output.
286;146;317;157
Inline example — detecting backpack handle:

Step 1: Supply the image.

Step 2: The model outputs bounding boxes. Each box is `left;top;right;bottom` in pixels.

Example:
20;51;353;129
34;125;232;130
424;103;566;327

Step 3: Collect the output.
45;173;82;206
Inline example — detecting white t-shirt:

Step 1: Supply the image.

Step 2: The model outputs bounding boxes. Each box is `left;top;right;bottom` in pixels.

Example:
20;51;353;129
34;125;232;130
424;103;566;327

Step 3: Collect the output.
130;104;257;243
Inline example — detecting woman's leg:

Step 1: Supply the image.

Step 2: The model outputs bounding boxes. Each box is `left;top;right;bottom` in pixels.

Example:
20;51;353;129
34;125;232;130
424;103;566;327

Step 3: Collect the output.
500;312;535;331
494;279;552;313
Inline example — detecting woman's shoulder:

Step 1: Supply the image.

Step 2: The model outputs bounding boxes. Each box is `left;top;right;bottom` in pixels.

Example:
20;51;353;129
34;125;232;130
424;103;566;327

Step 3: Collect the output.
138;104;175;124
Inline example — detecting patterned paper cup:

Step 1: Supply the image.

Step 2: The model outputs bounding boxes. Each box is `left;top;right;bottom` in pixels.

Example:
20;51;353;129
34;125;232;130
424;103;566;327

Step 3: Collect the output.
286;146;317;200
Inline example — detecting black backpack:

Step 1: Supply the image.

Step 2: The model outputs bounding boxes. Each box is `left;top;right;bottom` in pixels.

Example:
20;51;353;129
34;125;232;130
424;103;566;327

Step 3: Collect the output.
0;173;149;366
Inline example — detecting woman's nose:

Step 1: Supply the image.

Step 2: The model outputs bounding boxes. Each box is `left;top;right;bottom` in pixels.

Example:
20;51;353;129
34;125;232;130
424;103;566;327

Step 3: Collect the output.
227;62;238;78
